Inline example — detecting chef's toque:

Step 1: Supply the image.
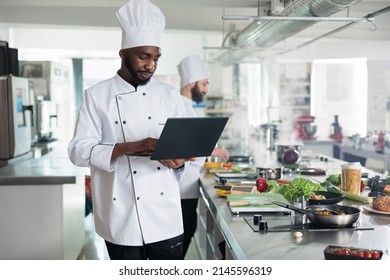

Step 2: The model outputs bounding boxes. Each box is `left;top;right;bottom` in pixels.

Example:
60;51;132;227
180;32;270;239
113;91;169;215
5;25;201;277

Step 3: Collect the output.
116;0;166;49
177;54;209;88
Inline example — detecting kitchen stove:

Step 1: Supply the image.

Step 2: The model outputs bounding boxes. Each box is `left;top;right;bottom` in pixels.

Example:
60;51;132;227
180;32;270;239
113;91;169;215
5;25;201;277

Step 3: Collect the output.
244;216;374;232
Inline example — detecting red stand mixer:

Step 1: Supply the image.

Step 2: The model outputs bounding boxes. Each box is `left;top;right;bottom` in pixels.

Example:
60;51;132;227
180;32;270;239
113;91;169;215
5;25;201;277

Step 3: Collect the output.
296;115;317;140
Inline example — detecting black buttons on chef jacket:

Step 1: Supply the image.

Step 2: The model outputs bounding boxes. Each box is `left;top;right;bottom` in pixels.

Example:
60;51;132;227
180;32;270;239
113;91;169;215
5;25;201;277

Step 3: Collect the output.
142;92;146;96
123;121;126;124
133;171;137;174
115;121;118;124
160;192;164;196
117;96;121;100
157;167;161;170
148;116;152;120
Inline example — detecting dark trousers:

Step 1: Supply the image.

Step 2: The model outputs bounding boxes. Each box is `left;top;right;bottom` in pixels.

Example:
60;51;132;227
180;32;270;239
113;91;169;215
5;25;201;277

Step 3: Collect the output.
105;234;184;260
181;198;199;258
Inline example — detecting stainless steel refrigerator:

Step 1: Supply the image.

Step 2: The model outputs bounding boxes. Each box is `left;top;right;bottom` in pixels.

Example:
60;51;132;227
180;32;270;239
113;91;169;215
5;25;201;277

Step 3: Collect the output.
0;75;33;161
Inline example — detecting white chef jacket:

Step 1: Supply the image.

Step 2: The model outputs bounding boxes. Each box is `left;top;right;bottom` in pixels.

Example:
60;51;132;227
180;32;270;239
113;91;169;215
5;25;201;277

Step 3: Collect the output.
179;96;206;199
68;73;187;246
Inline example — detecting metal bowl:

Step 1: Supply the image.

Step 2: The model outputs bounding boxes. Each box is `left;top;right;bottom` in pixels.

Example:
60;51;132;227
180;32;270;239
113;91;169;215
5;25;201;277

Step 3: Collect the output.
302;123;317;137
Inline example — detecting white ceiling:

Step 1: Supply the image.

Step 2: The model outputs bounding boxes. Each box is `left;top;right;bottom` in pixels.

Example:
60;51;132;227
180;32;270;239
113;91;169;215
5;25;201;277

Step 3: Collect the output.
0;0;389;41
0;0;389;62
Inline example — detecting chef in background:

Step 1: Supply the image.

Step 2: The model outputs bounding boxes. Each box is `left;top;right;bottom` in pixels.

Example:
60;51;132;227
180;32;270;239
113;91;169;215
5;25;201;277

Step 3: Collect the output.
177;54;230;258
68;0;194;260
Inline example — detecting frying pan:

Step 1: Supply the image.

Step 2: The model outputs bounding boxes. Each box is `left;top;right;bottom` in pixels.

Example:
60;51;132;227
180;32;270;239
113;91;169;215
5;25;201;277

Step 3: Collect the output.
271;201;360;228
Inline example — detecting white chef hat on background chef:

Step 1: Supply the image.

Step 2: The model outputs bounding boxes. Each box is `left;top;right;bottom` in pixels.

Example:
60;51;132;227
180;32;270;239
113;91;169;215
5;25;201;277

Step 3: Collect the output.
116;0;166;49
177;54;209;88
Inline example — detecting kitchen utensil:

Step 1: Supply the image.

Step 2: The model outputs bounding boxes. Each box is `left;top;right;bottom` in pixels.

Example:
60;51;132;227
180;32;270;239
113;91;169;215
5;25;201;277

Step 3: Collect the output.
302;122;317;138
270;201;361;227
227;193;293;213
257;167;283;180
324;245;383;260
275;144;302;164
308;191;344;205
362;204;390;215
367;175;387;197
298;168;326;176
229;200;273;207
229;155;252;163
295;115;316;140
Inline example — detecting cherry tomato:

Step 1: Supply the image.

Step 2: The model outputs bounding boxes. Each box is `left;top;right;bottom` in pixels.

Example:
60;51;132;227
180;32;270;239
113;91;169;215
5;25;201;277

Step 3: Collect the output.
363;251;372;258
360;180;365;192
310;195;318;200
333;249;342;255
371;251;381;259
351;251;364;257
341;249;350;255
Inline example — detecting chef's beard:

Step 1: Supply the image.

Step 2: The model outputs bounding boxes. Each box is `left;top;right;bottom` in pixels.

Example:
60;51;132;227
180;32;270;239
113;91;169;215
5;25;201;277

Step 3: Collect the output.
124;56;153;86
191;83;205;104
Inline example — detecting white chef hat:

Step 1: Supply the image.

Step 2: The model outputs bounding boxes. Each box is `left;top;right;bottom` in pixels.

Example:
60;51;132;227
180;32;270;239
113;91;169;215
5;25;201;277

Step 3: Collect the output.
177;54;209;88
116;0;166;49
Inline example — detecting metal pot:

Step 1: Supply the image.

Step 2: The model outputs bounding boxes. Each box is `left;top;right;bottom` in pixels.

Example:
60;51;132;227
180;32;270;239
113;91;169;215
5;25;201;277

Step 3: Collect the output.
271;202;360;228
257;167;283;180
275;144;302;164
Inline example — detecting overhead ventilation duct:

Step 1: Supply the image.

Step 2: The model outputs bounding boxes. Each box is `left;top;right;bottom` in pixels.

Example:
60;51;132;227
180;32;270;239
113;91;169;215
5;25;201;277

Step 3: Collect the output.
210;0;361;64
234;0;361;48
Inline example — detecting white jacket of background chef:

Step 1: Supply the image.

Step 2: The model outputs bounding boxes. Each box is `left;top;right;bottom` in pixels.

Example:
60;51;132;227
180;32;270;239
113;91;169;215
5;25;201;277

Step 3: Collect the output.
179;96;206;199
68;73;187;246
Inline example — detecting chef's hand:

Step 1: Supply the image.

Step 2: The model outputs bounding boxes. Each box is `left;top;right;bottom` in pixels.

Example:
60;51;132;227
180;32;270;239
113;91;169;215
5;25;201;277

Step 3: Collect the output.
211;147;230;161
111;137;158;160
159;158;196;169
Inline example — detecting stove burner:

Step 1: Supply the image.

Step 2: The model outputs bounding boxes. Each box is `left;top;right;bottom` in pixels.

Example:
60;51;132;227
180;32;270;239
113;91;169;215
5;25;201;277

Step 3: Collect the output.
244;217;374;232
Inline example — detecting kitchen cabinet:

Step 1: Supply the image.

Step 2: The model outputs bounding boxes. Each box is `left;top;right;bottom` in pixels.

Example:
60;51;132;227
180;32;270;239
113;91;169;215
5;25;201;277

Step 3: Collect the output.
0;147;86;260
194;187;234;260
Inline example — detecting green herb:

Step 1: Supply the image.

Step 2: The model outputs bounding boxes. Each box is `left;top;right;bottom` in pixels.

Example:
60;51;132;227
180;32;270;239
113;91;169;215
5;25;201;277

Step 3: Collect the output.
325;174;341;186
267;177;326;203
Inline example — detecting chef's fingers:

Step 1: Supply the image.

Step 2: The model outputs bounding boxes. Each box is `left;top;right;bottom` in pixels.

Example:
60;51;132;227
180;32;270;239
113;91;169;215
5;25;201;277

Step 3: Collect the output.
158;158;195;168
211;147;230;161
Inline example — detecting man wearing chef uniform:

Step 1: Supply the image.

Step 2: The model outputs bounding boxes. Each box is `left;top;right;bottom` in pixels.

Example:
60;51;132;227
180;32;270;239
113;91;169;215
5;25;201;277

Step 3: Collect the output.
177;54;230;258
68;0;194;260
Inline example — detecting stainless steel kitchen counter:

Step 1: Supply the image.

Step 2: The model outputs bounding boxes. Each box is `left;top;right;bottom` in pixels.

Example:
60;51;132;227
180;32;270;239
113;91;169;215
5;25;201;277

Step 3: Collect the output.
0;145;86;185
199;152;390;260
